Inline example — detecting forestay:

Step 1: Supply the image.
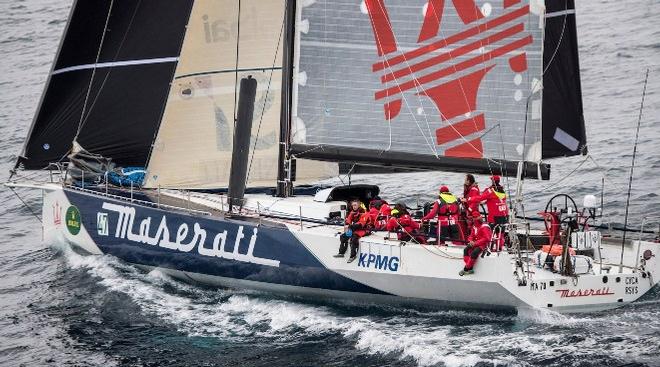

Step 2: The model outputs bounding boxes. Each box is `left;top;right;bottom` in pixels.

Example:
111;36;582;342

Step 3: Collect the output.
145;0;336;189
291;0;550;178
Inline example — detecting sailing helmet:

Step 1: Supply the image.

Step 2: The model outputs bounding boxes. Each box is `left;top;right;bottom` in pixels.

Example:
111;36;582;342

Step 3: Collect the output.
490;175;501;183
471;211;483;221
439;185;449;193
390;208;400;217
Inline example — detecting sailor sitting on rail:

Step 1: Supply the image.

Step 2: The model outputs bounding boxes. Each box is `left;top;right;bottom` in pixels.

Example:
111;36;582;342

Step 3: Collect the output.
460;211;492;276
385;204;426;244
334;199;373;263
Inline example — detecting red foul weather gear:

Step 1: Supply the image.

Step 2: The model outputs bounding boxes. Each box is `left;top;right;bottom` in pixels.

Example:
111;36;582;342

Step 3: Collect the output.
463;183;480;215
386;214;426;243
368;202;392;230
339;209;373;258
463;223;492;271
345;210;373;238
468;186;508;225
423;192;464;242
460;183;481;238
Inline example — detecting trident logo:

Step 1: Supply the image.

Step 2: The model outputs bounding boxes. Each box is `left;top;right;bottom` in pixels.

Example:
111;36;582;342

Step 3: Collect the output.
52;201;62;226
364;0;532;158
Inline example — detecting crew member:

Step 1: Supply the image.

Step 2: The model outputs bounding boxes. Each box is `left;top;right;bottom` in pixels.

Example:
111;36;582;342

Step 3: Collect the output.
386;203;426;243
368;197;391;231
422;186;463;244
460;211;492;276
469;175;508;226
460;174;480;236
334;200;373;263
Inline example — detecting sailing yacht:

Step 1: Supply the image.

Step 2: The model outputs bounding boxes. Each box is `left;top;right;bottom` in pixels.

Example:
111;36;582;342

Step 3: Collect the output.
6;0;659;313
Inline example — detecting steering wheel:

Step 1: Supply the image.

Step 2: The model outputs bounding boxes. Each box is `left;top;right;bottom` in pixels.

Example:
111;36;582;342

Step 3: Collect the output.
544;194;578;217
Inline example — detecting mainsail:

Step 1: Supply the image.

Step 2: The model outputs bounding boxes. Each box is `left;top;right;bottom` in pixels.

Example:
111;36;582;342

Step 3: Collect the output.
16;0;193;170
289;0;585;179
144;0;337;189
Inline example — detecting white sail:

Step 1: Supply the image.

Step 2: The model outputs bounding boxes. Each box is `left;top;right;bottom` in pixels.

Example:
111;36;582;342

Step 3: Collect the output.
145;0;336;189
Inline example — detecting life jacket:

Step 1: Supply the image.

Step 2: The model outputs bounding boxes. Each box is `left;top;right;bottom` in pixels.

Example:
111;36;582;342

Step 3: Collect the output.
346;210;373;237
436;193;460;226
421;193;459;225
470;187;508;224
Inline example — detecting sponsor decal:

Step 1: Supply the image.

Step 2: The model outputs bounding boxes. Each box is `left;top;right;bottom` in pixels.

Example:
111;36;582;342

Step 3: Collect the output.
65;206;81;235
97;213;108;236
555;287;615;298
358;253;399;272
97;202;279;267
365;1;533;158
52;201;62;226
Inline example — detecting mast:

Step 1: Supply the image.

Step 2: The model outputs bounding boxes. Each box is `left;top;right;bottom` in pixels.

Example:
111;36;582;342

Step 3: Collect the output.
276;0;296;197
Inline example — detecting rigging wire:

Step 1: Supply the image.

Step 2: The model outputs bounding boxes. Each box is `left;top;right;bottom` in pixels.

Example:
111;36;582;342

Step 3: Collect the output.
370;1;441;156
9;187;42;224
619;68;649;267
245;10;286;186
74;0;115;138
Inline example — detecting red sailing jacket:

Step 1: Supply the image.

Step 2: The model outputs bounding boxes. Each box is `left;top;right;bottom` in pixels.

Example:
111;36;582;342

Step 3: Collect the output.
469;187;508;224
368;203;392;230
468;223;492;249
345;210;373;237
385;214;420;233
463;183;480;214
422;194;460;226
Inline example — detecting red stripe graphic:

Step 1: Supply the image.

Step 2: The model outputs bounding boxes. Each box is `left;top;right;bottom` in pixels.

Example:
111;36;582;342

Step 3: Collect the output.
375;35;533;100
435;114;486;145
419;66;494;121
452;0;485;25
382;23;524;83
365;0;398;56
418;0;444;43
445;138;484;158
372;4;529;72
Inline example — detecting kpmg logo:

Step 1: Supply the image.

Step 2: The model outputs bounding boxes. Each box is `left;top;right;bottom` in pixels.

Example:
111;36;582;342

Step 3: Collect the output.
364;0;533;158
358;253;399;272
97;202;279;267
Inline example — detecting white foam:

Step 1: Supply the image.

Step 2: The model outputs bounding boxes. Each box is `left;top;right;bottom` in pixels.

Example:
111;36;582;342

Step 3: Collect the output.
56;245;660;366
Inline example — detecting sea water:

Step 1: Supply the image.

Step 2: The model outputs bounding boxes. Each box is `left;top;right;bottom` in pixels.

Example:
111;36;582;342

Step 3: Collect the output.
1;1;659;366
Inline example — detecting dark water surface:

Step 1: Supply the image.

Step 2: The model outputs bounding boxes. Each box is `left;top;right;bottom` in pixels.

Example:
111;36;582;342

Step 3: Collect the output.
1;1;659;366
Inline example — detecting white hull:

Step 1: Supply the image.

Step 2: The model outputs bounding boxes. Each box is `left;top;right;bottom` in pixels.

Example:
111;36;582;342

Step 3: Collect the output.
27;182;660;313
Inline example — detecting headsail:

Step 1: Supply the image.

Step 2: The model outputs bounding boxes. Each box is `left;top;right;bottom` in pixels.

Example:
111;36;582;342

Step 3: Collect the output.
542;0;587;158
144;0;336;189
290;0;560;179
16;0;193;170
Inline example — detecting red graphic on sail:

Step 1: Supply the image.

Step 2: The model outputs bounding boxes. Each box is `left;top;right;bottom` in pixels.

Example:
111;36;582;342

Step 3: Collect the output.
365;0;532;158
